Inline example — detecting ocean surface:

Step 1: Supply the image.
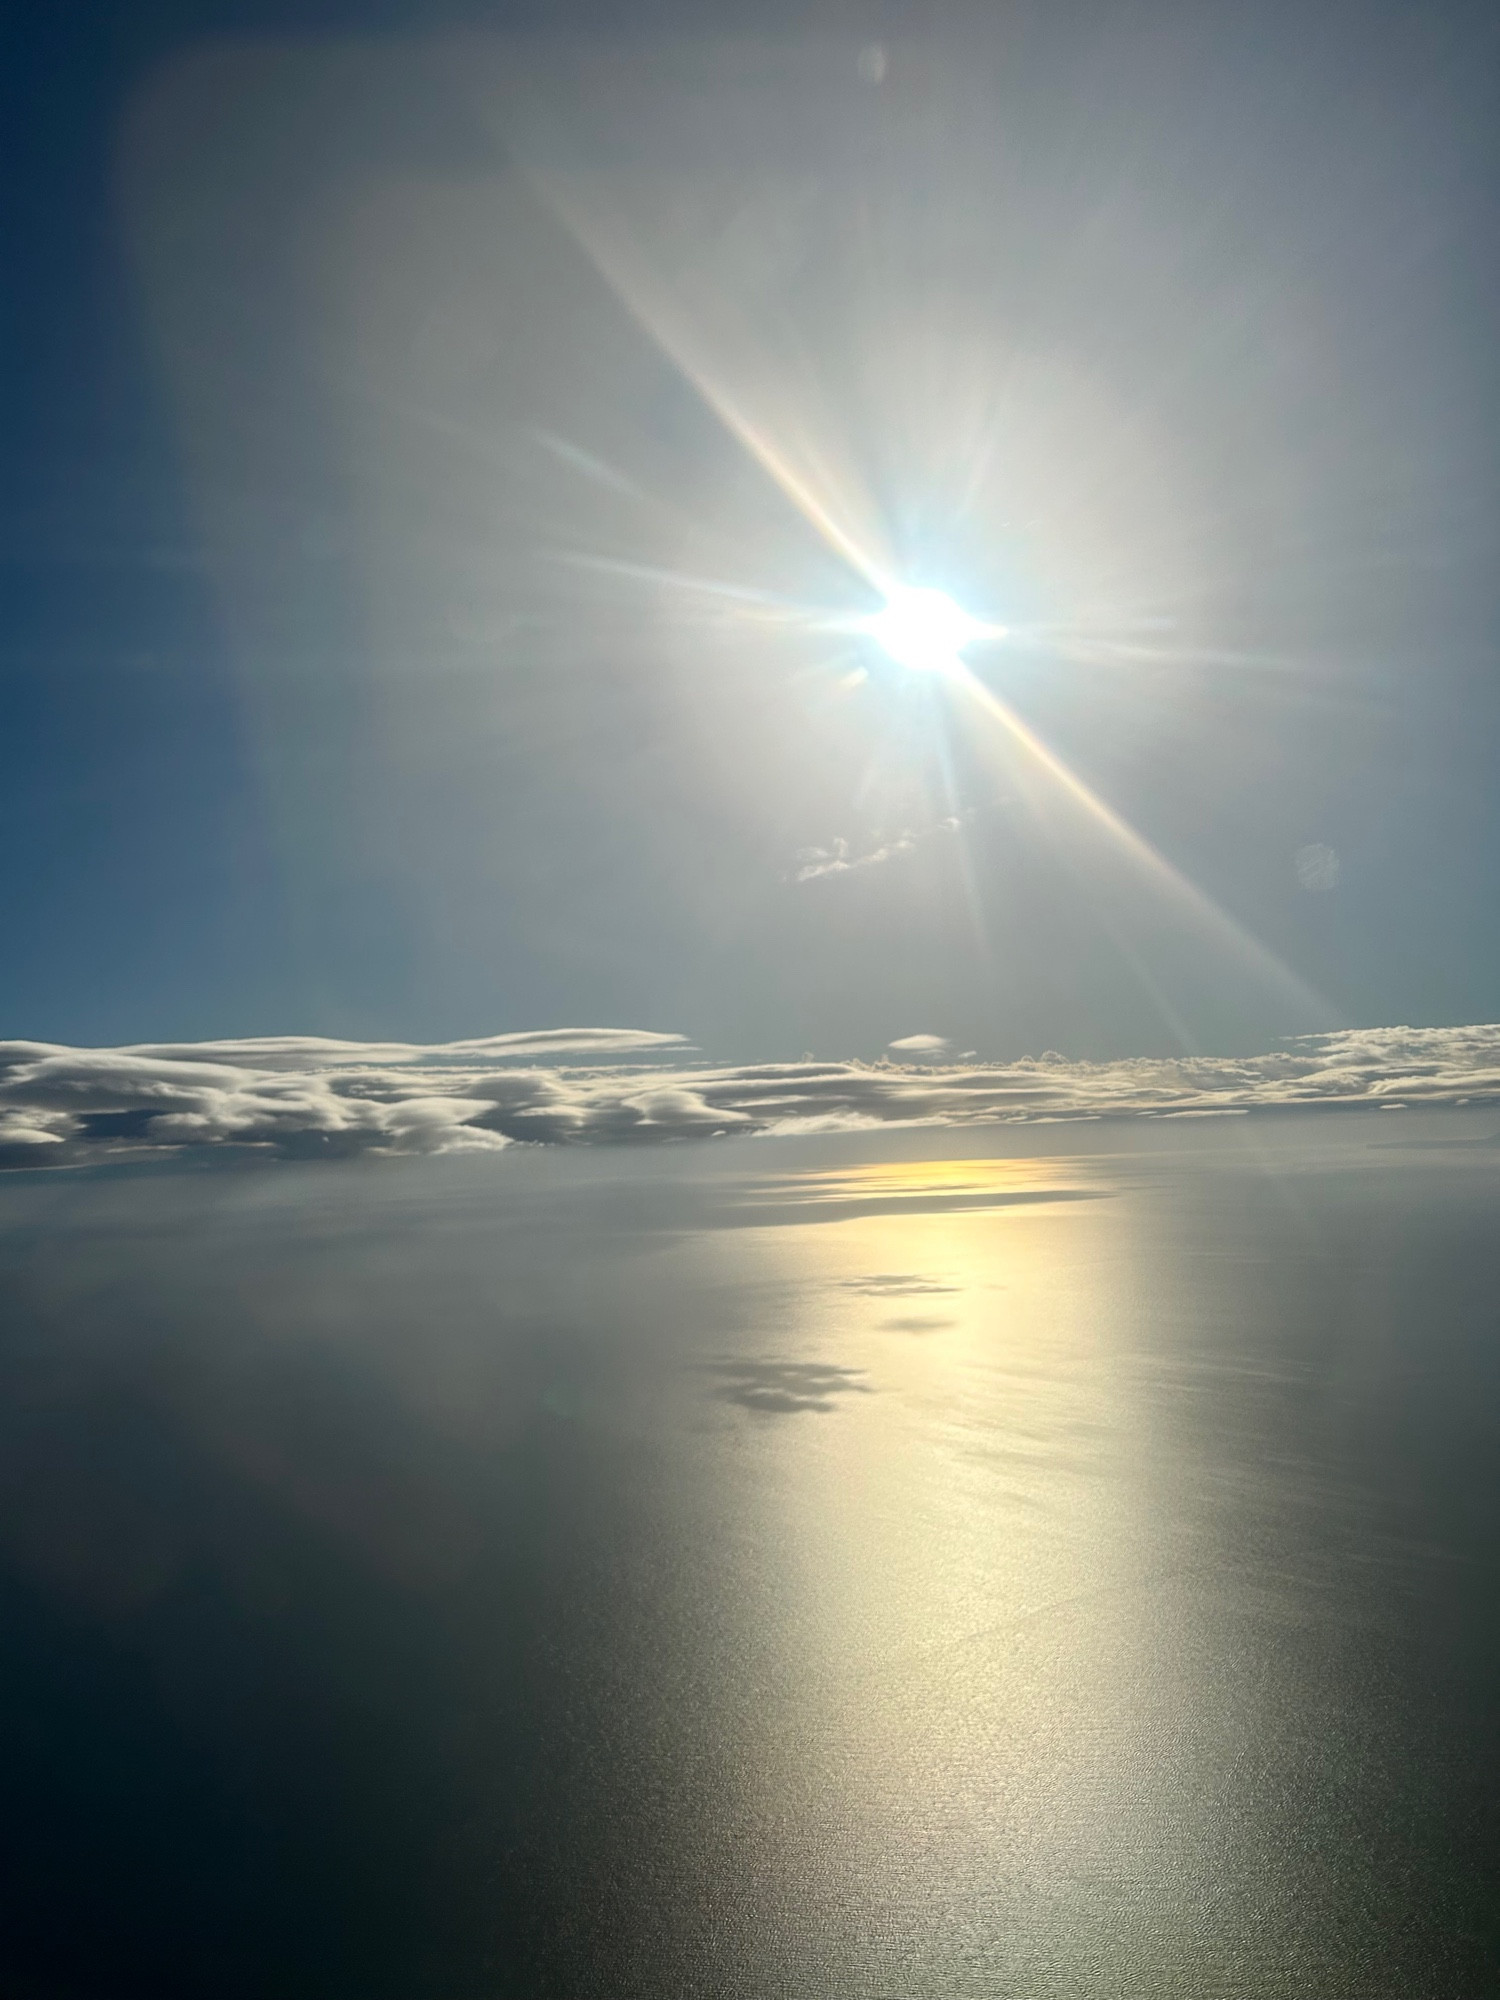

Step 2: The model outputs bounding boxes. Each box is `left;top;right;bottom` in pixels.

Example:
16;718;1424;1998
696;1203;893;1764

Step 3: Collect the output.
0;1110;1498;1997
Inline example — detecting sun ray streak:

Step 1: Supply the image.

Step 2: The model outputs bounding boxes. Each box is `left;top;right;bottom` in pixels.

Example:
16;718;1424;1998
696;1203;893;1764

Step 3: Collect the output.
511;165;896;597
545;551;810;610
944;663;1338;1025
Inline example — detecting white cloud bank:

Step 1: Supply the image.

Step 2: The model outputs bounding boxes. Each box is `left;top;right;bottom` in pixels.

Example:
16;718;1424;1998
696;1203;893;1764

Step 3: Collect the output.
1;1023;1498;1168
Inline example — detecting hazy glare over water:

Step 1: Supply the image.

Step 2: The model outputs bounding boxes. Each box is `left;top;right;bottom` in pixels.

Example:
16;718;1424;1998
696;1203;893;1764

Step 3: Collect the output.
1;1113;1498;1996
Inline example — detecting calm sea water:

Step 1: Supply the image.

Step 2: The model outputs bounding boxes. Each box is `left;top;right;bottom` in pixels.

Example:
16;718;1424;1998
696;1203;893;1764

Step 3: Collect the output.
0;1112;1498;1997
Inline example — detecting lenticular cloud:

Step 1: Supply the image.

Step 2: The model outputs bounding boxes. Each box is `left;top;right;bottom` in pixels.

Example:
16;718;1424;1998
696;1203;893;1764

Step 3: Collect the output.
1;1024;1498;1168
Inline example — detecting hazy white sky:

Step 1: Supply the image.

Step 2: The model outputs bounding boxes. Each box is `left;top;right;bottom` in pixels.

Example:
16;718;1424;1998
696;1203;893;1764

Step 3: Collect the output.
7;6;1498;1059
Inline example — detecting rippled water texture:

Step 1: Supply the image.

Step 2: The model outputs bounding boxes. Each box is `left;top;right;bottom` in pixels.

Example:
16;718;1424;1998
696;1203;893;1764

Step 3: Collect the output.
1;1112;1498;1996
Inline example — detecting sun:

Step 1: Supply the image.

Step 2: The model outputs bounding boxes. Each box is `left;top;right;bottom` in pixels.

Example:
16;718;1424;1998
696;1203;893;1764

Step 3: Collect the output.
864;587;992;674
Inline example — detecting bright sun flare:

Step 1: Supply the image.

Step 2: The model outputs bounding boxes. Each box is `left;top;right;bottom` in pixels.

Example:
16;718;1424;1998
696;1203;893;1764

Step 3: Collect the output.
864;587;989;674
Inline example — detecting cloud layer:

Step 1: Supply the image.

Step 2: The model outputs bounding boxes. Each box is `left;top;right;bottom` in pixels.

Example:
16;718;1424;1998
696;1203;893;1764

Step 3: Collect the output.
2;1023;1498;1169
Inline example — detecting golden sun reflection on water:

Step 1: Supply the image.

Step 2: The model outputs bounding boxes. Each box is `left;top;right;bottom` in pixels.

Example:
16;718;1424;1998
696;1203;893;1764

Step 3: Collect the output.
727;1154;1102;1225
691;1176;1195;1987
753;1156;1091;1202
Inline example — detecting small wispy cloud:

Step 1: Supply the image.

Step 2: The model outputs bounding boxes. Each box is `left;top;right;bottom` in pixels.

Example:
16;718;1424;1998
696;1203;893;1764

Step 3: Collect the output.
790;813;970;884
792;832;917;881
1;1024;1498;1170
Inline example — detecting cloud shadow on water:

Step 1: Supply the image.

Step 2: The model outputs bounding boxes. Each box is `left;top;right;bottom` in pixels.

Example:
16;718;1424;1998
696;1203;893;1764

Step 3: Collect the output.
841;1274;961;1297
709;1361;871;1415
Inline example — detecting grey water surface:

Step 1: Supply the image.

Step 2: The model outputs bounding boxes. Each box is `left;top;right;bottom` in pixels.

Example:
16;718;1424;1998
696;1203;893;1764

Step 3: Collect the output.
0;1111;1498;1997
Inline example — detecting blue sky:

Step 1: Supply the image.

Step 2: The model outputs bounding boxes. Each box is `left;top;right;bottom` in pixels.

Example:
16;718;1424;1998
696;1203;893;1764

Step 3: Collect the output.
4;1;1498;1061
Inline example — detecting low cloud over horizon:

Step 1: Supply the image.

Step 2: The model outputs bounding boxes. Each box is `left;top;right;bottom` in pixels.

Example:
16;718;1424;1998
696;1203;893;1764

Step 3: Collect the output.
2;1024;1499;1169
